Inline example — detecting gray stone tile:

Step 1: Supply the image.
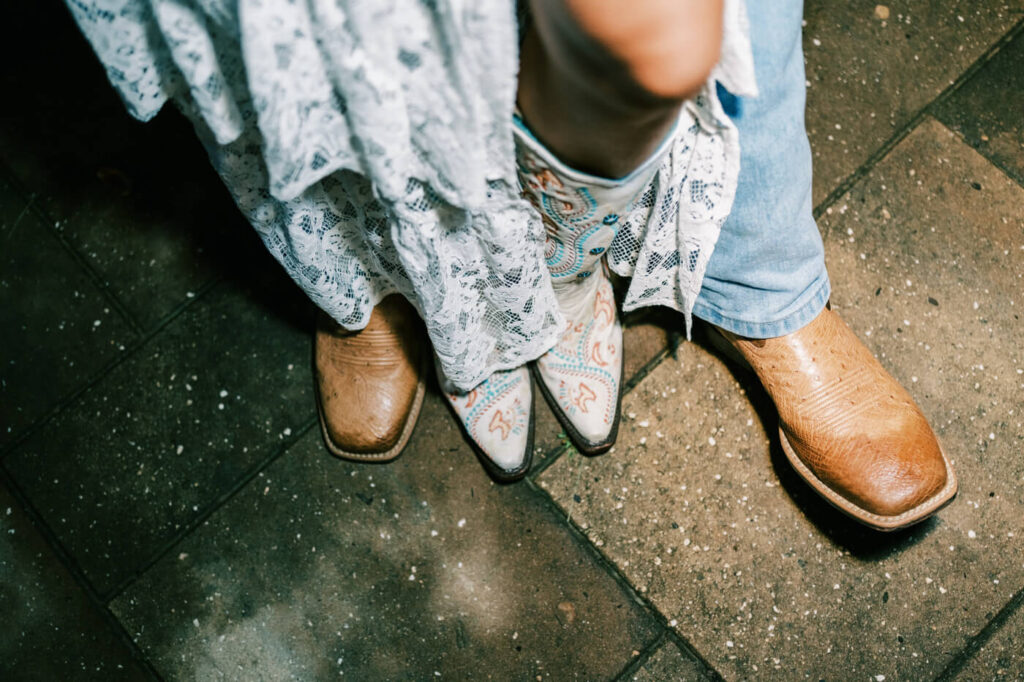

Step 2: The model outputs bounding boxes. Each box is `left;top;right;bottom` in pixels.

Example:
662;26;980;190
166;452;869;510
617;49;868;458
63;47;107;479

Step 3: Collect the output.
5;276;314;596
629;640;715;681
953;601;1024;681
803;0;1022;203
0;175;136;450
0;483;149;681
110;396;660;681
620;307;682;388
538;118;1024;679
933;29;1024;187
0;0;253;331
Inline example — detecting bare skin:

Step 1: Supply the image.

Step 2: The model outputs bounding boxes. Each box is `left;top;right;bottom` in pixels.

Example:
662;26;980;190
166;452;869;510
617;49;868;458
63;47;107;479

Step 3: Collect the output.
517;0;724;178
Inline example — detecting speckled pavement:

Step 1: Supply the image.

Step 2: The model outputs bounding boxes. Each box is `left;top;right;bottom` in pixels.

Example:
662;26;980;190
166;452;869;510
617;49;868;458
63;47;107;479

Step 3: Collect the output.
2;2;1022;680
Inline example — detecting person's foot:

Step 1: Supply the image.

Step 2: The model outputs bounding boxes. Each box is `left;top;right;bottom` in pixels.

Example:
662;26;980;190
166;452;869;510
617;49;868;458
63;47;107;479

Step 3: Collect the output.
718;306;957;531
514;117;643;456
441;366;535;482
532;262;623;455
314;296;427;462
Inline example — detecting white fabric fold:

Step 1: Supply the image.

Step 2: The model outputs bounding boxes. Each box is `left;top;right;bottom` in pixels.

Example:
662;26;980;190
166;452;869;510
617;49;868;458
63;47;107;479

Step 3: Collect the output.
65;0;758;390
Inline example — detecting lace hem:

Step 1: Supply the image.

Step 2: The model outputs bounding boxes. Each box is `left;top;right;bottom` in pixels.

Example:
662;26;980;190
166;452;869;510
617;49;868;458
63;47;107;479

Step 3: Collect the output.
68;0;757;391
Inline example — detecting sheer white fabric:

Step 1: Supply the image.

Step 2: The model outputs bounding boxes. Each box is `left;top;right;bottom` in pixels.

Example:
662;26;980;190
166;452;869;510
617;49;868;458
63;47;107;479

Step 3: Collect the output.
66;0;756;390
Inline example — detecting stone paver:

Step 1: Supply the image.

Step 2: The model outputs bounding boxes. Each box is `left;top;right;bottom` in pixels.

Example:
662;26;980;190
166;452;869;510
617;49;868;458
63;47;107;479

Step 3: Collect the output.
934;29;1024;186
953;600;1024;681
0;175;135;450
0;483;149;681
629;640;714;681
110;396;660;681
538;117;1024;679
0;0;251;331
5;273;314;596
803;0;1023;203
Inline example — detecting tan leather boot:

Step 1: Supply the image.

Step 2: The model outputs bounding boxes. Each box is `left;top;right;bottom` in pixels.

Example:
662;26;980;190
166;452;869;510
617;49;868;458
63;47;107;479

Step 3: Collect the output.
719;306;957;531
314;296;426;461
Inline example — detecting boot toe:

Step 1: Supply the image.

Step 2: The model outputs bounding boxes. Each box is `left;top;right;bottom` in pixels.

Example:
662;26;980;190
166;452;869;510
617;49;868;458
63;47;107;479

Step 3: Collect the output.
441;366;534;480
325;411;406;454
478;426;531;471
843;433;950;518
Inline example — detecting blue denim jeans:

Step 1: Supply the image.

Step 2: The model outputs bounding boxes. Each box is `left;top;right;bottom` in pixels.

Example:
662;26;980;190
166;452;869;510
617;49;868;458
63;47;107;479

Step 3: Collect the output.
692;0;830;338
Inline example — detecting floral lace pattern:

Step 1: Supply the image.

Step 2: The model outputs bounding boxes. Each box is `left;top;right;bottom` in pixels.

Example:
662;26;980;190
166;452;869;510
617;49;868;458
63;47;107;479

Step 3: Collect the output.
65;0;756;390
608;89;744;338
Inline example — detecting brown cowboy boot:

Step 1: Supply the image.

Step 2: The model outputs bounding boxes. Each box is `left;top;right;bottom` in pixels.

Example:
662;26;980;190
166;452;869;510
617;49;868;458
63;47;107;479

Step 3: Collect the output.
314;295;426;461
719;306;957;531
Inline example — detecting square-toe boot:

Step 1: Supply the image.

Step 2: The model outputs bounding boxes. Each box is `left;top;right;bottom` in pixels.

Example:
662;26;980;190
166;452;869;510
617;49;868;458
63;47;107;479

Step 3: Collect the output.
314;295;427;462
441;366;534;482
513;120;667;455
719;306;957;531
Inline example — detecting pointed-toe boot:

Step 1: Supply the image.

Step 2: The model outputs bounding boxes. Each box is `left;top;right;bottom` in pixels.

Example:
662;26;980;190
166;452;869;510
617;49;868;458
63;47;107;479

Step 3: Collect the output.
513;119;672;455
441;366;535;482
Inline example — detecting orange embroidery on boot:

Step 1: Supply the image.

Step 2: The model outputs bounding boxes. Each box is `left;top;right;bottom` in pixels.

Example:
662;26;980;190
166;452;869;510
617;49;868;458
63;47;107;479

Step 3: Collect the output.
594;286;615;327
573;383;596;413
489;409;512;440
591;343;609;367
536;169;563;192
462;387;480;409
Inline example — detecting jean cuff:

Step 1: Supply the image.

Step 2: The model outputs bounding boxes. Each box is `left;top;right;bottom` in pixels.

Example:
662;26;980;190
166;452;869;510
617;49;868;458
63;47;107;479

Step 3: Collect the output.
691;274;831;339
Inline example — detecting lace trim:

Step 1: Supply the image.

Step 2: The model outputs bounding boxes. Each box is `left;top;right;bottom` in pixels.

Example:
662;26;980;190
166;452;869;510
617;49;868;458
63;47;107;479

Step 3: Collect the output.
67;0;756;390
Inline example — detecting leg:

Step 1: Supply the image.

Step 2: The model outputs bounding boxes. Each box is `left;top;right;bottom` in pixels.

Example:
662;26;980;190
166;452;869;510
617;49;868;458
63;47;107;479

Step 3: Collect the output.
693;0;829;337
702;0;956;530
513;0;726;455
447;0;727;467
171;97;430;464
517;0;723;178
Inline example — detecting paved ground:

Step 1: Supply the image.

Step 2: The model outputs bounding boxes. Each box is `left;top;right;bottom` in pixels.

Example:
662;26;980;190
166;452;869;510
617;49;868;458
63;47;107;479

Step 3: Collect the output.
2;2;1023;680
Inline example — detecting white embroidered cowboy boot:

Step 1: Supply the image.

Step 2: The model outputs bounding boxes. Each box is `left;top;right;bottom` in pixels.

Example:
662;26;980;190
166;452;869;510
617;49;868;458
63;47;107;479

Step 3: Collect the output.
513;119;669;454
440;366;534;481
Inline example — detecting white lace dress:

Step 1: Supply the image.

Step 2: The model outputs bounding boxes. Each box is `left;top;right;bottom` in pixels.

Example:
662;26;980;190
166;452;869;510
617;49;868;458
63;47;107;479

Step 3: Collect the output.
67;0;757;390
